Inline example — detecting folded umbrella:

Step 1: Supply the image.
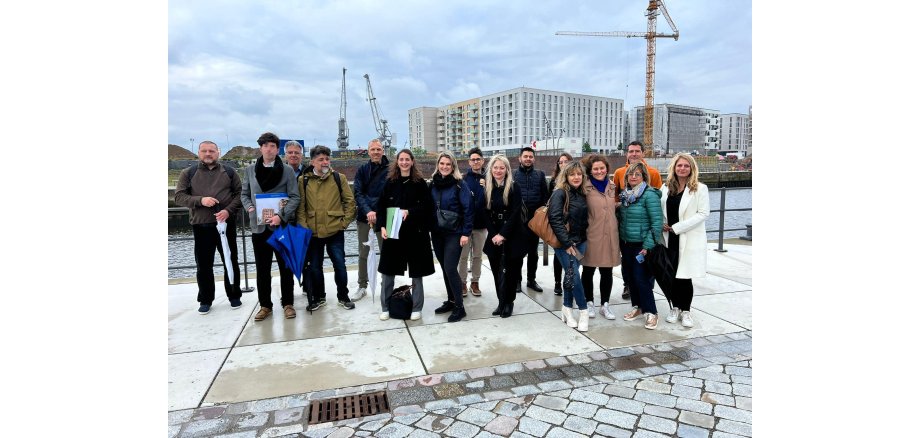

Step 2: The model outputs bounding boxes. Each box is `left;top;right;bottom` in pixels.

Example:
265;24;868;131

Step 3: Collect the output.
215;221;234;284
365;232;379;301
266;224;312;286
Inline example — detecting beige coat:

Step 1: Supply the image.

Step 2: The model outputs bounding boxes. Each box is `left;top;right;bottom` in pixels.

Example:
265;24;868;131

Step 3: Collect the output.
660;183;710;278
582;181;621;268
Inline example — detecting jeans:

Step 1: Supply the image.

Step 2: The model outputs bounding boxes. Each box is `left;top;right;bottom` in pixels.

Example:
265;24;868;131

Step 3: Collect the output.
458;228;488;282
432;231;464;308
308;230;349;302
252;229;294;309
192;220;242;305
620;241;657;314
357;221;383;288
554;241;588;310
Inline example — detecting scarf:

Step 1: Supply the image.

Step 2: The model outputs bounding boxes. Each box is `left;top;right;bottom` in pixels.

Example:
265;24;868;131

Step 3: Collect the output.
619;181;647;207
431;172;456;189
590;177;609;194
255;156;283;192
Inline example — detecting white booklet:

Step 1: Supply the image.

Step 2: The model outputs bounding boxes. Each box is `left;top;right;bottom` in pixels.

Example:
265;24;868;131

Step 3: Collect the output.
254;193;289;225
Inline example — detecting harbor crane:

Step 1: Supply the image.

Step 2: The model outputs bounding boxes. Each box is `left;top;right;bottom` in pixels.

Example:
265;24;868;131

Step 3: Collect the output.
557;0;678;156
336;68;349;150
363;73;393;156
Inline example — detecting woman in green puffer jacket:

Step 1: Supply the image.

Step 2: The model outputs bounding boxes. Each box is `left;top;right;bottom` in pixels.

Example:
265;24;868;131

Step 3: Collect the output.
616;162;664;330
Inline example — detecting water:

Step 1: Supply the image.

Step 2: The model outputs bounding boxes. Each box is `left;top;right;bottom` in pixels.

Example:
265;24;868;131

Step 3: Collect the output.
168;188;752;279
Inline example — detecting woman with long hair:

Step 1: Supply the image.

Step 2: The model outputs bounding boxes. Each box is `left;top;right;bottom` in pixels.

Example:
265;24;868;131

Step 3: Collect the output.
579;154;620;320
661;153;709;328
617;162;664;330
429;151;473;323
482;154;527;318
375;149;435;321
549;152;573;295
549;161;591;332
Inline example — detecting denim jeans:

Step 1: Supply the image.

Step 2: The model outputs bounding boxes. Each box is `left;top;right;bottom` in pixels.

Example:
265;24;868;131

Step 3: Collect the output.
308;230;349;302
554;241;588;310
620;241;657;314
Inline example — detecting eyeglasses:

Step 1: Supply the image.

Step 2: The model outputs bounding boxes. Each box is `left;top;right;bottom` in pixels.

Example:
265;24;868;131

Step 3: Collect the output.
470;158;483;162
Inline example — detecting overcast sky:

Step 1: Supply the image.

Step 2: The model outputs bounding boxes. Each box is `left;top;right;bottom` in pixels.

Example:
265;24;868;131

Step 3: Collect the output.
168;0;751;154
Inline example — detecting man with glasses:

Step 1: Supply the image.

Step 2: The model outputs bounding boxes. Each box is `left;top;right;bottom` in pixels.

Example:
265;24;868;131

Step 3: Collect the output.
458;147;488;297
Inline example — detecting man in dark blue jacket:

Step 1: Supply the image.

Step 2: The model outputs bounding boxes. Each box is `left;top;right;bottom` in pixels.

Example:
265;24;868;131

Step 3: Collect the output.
458;147;488;297
513;146;550;292
352;139;389;301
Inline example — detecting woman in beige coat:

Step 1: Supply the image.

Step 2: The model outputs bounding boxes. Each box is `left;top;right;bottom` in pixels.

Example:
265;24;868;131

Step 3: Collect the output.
660;153;710;328
580;154;621;320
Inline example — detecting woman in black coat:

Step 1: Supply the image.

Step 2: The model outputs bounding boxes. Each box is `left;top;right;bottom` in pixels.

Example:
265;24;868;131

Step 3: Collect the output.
482;154;528;318
375;149;435;321
429;151;474;323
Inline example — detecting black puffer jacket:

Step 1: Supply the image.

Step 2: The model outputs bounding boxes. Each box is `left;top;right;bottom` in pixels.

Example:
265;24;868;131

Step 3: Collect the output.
547;187;588;248
513;165;549;215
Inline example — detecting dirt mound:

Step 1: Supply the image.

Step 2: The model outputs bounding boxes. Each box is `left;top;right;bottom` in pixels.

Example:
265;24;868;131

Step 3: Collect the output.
222;146;260;160
168;144;197;160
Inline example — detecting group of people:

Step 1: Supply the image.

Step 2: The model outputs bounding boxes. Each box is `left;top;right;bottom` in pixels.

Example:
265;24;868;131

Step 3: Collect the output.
176;135;710;331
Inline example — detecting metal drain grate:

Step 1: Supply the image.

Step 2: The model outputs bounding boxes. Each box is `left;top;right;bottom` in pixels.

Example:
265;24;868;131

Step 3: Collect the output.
307;391;390;424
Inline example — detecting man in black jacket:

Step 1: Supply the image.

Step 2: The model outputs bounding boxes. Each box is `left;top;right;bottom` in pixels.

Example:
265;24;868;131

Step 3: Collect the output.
352;139;389;301
512;146;549;292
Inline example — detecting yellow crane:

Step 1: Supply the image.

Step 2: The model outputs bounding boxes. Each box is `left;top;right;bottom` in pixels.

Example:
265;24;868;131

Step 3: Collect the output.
557;0;678;156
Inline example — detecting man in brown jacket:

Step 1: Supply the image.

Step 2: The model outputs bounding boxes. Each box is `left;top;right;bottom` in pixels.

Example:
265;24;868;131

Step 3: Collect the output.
174;141;243;314
612;141;662;300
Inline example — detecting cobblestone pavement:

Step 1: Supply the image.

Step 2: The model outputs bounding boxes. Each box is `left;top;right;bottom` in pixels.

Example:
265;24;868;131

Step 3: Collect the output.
169;331;751;437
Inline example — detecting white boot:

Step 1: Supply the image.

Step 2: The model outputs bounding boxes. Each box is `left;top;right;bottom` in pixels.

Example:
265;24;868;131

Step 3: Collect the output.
578;310;589;332
561;306;577;328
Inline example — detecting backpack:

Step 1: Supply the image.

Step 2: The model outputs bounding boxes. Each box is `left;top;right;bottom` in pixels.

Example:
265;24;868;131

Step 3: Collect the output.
183;163;235;194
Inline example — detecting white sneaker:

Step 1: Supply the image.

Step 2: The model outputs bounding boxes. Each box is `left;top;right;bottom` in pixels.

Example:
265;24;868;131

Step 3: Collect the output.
410;311;421;320
350;287;367;302
600;302;616;320
379;312;389;321
587;301;596;318
666;307;680;323
680;311;694;327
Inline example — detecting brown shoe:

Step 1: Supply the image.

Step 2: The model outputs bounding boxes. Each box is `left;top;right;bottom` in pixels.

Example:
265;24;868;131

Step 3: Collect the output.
471;282;482;297
284;305;296;319
254;306;272;321
462;283;468;297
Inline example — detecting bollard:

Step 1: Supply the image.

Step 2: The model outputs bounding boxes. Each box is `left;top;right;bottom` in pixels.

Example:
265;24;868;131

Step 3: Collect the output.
740;223;752;241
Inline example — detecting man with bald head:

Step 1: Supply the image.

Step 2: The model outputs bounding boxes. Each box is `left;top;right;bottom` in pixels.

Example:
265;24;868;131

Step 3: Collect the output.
352;139;389;300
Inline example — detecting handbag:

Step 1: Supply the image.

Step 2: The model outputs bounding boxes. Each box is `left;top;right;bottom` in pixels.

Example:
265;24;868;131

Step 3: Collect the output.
527;192;569;249
435;183;462;232
388;285;414;320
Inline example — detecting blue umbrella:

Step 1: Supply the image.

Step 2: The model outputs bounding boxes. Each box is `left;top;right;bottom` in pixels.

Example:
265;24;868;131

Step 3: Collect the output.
266;224;312;286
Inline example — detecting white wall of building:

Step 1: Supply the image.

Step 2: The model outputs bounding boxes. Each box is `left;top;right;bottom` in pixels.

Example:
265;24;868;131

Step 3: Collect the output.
407;107;439;154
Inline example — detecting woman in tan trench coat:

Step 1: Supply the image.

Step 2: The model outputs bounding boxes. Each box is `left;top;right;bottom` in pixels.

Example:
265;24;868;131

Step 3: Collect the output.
580;154;621;320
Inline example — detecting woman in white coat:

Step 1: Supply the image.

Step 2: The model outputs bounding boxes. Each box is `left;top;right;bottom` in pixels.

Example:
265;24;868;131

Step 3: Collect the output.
660;153;709;328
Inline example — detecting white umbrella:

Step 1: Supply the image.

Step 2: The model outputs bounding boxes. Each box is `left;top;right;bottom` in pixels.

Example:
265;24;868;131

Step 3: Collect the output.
365;232;379;301
215;221;234;284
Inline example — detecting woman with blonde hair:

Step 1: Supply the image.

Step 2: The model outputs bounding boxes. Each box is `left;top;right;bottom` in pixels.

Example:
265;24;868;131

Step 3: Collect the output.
661;153;709;328
549;161;591;332
482;154;526;318
429;151;473;322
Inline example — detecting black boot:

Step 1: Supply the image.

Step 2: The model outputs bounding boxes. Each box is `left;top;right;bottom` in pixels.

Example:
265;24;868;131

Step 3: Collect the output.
554;282;562;295
492;300;504;316
501;302;514;318
526;280;543;292
448;306;467;322
434;301;455;314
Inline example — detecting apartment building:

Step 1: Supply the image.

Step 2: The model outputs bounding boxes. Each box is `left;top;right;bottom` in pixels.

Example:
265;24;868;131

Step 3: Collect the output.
704;109;721;152
407;107;439;154
409;86;624;157
719;112;751;157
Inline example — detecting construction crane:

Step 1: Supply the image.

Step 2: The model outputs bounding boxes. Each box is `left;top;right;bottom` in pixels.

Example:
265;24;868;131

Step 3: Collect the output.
557;0;678;156
336;68;349;150
363;73;393;156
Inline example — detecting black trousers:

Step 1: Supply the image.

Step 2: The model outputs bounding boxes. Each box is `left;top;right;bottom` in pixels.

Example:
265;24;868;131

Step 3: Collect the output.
581;266;613;304
553;254;562;284
432;232;464;308
667;238;694;311
192;220;242;305
251;229;294;309
486;247;524;305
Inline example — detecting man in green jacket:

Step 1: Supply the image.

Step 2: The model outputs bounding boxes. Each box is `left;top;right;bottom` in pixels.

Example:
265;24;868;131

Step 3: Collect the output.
298;145;358;312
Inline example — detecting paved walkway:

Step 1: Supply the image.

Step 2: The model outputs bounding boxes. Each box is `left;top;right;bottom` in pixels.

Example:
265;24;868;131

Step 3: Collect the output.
168;241;752;437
